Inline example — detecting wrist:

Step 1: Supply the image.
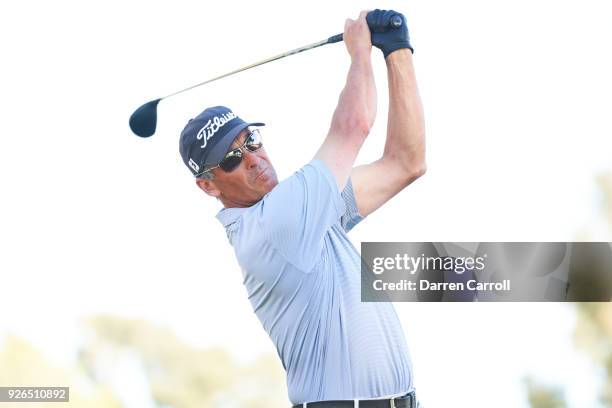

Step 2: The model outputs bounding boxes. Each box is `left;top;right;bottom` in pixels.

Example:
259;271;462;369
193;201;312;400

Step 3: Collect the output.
350;48;372;63
385;48;412;65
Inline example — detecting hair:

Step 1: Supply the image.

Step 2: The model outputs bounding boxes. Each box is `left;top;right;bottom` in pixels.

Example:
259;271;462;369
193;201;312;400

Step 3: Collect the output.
196;166;215;180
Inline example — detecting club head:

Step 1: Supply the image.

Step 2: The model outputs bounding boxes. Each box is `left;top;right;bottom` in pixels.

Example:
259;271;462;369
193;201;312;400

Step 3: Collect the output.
129;98;161;137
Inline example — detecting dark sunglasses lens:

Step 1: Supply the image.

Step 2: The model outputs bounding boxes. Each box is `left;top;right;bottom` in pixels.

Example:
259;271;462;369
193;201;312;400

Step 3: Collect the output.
219;151;242;172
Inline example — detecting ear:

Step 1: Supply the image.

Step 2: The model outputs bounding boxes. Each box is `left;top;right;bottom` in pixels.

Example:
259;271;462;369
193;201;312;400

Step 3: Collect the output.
195;178;221;198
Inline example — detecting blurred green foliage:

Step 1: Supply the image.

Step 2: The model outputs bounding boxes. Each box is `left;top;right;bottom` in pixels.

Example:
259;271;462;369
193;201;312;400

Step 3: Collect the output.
0;316;287;408
0;336;122;408
575;303;612;407
81;315;287;408
524;378;567;408
527;171;612;408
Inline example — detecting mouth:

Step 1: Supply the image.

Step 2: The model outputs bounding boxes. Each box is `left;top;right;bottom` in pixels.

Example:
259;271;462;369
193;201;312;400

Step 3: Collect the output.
254;168;267;181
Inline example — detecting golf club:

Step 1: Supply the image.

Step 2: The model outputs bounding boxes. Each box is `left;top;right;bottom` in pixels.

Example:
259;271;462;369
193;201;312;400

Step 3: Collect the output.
129;15;402;138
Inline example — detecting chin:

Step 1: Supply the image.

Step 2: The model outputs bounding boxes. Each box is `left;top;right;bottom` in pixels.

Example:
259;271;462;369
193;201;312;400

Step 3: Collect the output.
261;178;278;194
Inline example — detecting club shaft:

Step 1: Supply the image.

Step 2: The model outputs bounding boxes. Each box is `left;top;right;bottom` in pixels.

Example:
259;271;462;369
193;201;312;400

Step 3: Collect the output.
162;35;341;100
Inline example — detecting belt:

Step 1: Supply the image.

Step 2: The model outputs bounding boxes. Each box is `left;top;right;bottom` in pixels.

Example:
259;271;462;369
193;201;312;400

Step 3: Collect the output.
293;391;417;408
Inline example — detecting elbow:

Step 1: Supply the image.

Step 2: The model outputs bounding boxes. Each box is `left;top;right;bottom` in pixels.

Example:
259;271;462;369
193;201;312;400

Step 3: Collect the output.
395;153;426;186
354;116;373;137
331;100;374;139
385;148;426;186
412;161;427;180
403;135;427;184
405;162;427;184
332;115;372;140
346;111;373;137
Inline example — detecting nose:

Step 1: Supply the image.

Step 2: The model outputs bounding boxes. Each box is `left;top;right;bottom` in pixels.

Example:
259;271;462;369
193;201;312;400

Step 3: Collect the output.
242;149;260;169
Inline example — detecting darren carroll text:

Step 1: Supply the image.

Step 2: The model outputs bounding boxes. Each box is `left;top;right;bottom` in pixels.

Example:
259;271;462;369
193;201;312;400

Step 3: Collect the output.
373;279;512;291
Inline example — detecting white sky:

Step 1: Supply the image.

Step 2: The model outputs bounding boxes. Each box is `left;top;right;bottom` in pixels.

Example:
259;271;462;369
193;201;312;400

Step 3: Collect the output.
1;1;611;407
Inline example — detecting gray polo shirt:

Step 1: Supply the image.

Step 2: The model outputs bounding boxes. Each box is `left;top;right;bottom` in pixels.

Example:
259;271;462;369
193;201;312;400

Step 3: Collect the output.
216;160;413;405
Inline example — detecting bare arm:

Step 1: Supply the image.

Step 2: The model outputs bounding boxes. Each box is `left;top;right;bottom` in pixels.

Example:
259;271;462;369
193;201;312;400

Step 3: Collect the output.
314;11;376;191
351;49;426;217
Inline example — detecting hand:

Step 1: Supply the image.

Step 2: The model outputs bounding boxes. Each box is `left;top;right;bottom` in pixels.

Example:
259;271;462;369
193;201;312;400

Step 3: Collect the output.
367;9;413;58
343;10;372;60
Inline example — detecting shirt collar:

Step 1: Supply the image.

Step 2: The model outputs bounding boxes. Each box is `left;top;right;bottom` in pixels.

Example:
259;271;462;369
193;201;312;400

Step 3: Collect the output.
215;207;247;228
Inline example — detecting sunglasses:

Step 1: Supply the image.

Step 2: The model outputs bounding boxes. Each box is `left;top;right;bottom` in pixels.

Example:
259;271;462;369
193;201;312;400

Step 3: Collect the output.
198;129;263;175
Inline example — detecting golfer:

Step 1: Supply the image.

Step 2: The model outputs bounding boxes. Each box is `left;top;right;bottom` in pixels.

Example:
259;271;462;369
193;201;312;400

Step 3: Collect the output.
179;10;425;408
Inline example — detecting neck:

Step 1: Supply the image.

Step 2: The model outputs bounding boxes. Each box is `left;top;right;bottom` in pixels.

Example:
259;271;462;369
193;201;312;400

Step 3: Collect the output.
219;194;257;209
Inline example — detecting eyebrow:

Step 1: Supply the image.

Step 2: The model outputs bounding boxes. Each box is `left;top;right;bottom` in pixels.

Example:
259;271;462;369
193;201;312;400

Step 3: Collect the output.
229;131;249;150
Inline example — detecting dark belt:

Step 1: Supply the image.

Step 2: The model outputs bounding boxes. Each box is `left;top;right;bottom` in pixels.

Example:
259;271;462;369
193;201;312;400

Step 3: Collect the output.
292;391;417;408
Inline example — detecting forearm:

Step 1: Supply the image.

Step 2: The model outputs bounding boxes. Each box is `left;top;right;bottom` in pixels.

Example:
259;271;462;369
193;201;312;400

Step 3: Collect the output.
317;52;376;189
330;54;377;137
383;50;426;177
314;10;376;190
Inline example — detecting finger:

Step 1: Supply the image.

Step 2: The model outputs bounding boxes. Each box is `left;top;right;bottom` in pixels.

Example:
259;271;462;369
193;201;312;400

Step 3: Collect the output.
358;10;369;21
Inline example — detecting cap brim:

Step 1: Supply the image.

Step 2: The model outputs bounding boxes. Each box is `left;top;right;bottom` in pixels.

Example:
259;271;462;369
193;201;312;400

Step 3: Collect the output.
203;122;265;166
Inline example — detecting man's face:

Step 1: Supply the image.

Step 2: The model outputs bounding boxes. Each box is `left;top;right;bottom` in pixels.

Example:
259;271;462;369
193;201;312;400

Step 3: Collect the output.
197;128;279;208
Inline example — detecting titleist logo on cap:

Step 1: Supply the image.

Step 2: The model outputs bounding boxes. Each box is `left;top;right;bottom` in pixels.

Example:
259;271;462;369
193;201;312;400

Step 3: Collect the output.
197;111;237;149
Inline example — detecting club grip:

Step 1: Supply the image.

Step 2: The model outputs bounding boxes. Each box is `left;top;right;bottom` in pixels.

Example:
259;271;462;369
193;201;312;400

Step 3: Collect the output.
327;33;343;44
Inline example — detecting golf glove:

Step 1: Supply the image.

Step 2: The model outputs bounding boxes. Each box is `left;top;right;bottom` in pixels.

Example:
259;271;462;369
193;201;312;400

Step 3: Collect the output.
367;9;413;58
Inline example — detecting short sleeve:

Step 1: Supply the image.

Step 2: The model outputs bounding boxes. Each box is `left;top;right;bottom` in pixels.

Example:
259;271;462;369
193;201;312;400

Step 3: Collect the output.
340;178;365;232
260;160;345;272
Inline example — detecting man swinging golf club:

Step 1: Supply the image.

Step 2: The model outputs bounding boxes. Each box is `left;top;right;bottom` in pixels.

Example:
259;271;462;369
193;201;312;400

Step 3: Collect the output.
179;9;426;408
